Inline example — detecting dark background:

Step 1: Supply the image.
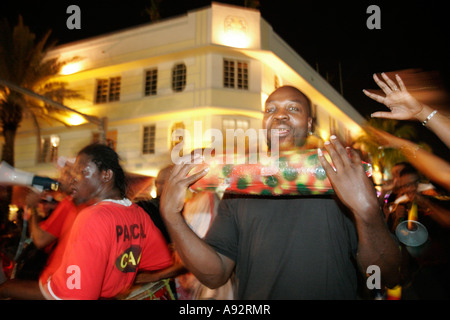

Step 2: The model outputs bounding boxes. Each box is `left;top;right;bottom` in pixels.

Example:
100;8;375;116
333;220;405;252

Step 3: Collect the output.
1;0;449;158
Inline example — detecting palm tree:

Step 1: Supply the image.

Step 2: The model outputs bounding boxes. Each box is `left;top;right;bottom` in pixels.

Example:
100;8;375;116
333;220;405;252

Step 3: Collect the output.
354;117;430;180
0;16;82;223
0;16;82;165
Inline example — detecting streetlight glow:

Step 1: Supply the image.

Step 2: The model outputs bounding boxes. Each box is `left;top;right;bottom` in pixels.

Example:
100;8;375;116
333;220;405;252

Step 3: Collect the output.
66;113;86;126
60;62;82;75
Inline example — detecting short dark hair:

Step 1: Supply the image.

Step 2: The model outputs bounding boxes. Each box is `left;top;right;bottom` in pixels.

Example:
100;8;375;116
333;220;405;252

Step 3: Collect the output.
78;143;128;198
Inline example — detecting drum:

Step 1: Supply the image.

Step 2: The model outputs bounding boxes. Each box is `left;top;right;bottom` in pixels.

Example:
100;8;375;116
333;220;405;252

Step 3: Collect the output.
123;279;176;300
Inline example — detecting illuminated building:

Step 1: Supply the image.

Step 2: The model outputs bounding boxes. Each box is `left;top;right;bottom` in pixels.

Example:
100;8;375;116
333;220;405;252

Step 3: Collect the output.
13;2;365;182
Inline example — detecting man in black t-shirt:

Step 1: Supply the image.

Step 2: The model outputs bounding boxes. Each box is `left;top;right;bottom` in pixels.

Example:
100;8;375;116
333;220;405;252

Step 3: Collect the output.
159;86;402;299
205;195;358;299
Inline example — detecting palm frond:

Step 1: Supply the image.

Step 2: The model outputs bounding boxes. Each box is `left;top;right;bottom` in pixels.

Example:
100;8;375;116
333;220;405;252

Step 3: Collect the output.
355;117;422;171
0;16;85;170
394;124;416;140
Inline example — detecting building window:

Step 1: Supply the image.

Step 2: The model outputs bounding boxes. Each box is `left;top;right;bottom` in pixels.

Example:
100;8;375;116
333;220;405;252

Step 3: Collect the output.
109;77;121;102
274;75;280;89
38;135;59;163
223;60;235;88
142;125;156;155
95;79;108;103
223;59;248;90
172;63;186;92
329;116;337;136
95;77;121;103
170;122;185;150
222;118;250;131
222;118;251;153
311;104;317;120
144;68;158;96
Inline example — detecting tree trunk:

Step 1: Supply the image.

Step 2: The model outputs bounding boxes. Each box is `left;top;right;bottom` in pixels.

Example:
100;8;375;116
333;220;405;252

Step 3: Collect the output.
0;126;17;227
2;127;17;166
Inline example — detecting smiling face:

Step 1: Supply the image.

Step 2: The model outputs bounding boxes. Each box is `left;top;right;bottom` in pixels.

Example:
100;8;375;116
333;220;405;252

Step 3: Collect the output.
263;86;313;150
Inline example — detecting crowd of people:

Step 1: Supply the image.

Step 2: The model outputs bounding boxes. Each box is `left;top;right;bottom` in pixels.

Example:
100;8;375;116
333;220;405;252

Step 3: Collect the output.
363;73;450;299
0;73;448;300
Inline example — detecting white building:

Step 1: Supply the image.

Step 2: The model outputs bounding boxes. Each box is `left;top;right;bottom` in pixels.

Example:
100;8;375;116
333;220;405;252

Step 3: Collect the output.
14;2;365;189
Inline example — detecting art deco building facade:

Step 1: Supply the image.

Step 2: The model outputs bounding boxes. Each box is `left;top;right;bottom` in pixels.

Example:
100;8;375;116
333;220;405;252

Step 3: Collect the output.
13;3;365;192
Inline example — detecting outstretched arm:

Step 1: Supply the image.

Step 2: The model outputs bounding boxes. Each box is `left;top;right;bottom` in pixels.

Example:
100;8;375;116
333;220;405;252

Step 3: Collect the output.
0;279;45;300
135;262;186;284
416;194;450;228
159;160;235;289
26;191;57;249
364;73;450;148
29;213;57;249
318;136;401;288
366;126;450;192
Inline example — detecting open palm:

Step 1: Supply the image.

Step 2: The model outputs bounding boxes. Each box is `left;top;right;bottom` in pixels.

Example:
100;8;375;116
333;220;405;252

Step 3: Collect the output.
363;73;423;120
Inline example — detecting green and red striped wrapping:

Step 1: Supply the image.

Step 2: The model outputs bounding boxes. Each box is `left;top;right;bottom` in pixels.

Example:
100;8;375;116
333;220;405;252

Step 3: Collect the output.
190;149;372;196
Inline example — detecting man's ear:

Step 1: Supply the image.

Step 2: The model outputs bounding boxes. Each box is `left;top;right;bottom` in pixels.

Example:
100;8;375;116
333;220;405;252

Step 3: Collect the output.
307;117;313;133
102;169;114;183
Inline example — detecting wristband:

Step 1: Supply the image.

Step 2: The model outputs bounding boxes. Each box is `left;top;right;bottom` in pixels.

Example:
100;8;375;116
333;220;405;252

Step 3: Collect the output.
422;110;437;126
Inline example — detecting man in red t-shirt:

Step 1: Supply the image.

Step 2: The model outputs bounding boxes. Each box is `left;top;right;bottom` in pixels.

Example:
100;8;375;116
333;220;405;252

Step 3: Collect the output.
33;197;75;249
40;199;172;299
37;197;90;285
0;144;172;299
25;160;89;281
28;160;77;253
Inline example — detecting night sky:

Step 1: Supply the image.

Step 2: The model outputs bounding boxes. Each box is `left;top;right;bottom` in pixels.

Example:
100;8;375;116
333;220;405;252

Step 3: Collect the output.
1;0;449;157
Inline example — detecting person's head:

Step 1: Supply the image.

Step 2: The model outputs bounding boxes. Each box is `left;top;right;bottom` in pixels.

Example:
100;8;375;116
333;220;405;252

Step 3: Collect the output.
155;165;173;197
396;165;420;200
57;159;75;195
38;193;59;217
263;86;313;150
70;143;127;205
391;162;414;192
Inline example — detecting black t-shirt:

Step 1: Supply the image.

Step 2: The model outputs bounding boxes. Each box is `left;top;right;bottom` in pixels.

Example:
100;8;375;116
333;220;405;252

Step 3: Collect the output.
136;198;171;244
204;195;358;299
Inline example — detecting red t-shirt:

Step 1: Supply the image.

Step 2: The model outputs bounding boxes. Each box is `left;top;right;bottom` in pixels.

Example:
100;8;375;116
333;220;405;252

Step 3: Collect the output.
39;197;75;239
39;200;173;300
39;198;88;283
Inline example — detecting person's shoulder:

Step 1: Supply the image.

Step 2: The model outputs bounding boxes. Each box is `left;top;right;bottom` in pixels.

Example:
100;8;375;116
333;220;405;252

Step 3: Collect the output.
75;201;120;223
73;204;99;224
72;202;124;234
50;196;75;213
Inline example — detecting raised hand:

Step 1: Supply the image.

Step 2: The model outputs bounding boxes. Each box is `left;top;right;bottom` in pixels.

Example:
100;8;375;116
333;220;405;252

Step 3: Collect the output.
160;155;209;219
363;73;424;120
318;136;379;222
